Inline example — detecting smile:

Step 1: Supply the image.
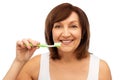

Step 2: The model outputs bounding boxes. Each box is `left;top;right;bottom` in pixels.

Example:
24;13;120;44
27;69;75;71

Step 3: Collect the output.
60;40;73;45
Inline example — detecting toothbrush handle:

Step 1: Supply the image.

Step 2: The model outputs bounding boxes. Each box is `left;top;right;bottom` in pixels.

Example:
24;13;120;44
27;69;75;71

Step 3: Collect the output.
29;43;55;48
37;44;48;47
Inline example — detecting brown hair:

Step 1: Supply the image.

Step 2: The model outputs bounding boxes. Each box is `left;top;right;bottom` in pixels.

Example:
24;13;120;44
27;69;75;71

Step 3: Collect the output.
45;3;90;60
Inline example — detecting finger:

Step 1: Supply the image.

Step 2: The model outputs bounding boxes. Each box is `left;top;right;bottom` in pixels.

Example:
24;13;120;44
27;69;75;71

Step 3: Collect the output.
22;39;31;49
28;38;40;47
16;40;25;48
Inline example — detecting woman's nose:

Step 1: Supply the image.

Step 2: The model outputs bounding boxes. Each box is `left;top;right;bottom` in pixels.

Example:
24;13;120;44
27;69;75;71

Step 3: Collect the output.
62;27;71;37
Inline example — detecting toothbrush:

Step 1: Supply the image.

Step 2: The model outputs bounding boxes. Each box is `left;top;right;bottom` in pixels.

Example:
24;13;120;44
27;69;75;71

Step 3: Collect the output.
29;42;61;48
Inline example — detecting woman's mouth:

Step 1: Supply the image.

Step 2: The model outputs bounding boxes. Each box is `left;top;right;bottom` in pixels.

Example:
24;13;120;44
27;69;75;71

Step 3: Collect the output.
60;40;73;45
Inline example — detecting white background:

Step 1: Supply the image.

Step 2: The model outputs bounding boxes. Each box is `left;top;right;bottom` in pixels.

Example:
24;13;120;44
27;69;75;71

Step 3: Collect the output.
0;0;120;80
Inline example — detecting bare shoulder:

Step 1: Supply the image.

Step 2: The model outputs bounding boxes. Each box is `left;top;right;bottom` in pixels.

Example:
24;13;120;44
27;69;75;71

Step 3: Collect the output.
16;54;41;80
99;59;112;80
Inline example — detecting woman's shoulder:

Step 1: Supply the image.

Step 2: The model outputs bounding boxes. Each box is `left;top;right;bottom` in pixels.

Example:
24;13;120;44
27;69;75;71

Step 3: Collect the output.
28;52;49;66
99;59;112;80
30;54;41;62
89;54;112;80
25;54;41;66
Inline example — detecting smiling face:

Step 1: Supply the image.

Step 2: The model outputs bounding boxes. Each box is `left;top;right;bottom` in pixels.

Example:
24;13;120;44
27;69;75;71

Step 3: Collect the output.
52;12;82;53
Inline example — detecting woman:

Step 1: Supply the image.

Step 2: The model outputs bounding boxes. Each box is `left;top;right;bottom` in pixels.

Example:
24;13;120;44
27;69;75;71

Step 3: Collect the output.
3;3;112;80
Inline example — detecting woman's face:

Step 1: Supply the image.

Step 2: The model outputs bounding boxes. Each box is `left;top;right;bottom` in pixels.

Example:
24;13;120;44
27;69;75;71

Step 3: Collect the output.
52;12;82;53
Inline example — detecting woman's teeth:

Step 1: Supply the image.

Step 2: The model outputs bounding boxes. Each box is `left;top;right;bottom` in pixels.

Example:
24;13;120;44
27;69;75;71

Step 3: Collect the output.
61;40;73;44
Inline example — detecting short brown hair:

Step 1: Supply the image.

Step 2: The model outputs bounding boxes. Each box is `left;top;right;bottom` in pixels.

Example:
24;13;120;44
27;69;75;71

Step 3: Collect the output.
45;3;90;60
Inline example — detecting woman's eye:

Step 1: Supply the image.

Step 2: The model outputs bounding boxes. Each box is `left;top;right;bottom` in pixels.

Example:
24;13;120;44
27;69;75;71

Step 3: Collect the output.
54;25;61;28
71;25;78;28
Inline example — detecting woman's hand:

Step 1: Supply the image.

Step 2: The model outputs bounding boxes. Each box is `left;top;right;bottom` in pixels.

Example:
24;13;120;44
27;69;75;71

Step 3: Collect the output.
15;38;40;63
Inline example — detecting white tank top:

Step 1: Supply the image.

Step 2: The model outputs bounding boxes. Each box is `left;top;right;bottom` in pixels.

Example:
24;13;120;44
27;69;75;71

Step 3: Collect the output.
38;53;100;80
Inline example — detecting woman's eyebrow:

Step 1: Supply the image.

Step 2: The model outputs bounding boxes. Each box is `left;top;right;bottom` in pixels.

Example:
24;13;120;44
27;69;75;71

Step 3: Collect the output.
69;20;79;24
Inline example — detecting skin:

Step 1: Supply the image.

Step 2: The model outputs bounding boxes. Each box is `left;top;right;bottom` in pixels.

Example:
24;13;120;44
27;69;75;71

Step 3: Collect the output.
3;12;112;80
52;12;82;57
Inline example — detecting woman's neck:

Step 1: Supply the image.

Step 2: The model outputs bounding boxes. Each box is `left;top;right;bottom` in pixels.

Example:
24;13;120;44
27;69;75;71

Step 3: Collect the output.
58;51;77;63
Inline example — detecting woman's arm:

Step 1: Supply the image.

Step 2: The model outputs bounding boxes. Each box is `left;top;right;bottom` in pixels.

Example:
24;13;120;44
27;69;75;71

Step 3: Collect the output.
3;58;26;80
